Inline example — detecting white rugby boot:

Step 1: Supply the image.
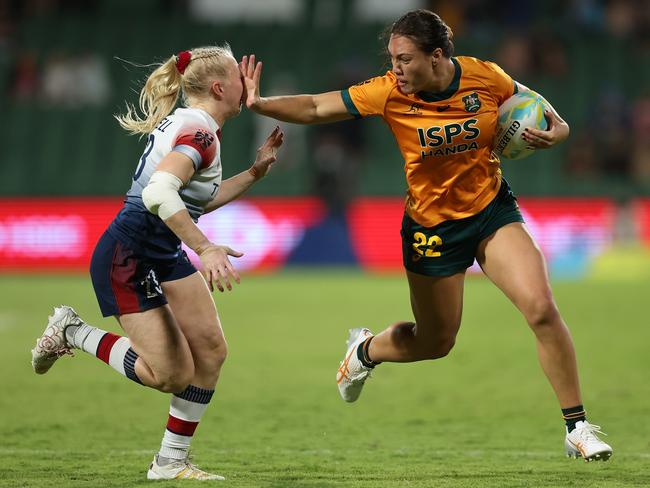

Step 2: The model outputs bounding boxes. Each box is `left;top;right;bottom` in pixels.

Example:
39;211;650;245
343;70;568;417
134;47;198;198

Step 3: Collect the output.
565;420;613;462
31;305;80;374
147;455;225;480
336;327;375;403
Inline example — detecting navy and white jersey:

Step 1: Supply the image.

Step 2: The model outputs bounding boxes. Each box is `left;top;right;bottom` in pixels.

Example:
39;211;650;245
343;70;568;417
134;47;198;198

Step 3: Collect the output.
107;107;223;260
126;107;223;221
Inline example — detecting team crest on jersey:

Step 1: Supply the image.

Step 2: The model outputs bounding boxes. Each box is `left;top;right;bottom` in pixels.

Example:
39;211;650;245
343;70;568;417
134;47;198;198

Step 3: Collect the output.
405;103;423;115
462;92;481;113
193;130;215;150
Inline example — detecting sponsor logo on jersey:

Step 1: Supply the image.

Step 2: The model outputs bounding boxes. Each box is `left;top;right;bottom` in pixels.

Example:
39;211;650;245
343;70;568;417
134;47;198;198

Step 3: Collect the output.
462;92;481;113
416;119;481;159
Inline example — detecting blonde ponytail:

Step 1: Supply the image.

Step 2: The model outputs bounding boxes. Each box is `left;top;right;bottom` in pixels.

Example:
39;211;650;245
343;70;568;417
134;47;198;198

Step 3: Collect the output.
115;55;182;136
115;44;235;136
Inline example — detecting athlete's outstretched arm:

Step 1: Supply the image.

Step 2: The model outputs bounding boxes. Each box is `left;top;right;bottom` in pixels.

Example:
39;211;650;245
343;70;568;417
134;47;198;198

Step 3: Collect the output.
241;55;353;124
143;152;242;292
205;126;284;213
516;81;570;149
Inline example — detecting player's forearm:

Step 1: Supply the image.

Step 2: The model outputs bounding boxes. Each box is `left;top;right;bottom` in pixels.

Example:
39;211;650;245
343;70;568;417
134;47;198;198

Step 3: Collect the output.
163;209;212;255
204;169;258;213
252;95;319;124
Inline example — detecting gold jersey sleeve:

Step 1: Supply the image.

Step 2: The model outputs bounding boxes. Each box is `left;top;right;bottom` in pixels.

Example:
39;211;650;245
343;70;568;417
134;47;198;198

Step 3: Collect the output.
342;57;517;228
341;73;397;118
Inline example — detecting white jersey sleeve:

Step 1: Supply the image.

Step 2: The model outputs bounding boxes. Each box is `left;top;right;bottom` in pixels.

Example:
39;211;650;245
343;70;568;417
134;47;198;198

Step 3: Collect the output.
125;108;223;221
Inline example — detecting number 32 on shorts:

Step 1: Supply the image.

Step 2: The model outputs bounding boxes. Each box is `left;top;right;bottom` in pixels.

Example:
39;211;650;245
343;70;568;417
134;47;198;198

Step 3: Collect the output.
412;232;442;261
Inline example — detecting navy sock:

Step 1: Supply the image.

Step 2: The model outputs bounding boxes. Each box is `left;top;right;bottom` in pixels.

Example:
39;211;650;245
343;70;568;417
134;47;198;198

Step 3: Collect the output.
562;405;586;432
356;337;380;368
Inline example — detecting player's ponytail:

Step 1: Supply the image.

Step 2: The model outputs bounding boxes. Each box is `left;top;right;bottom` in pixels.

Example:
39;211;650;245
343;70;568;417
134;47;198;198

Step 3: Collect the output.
116;55;181;136
116;44;234;136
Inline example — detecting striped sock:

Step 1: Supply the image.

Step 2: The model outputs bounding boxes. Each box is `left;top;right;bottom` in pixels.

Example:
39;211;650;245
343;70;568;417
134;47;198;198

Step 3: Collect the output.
65;323;142;385
562;404;586;432
158;385;215;461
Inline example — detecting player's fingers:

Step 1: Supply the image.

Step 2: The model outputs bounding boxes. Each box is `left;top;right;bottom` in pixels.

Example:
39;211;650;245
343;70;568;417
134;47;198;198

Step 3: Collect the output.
524;127;552;142
523;135;548;148
246;54;255;78
225;261;241;284
248;54;256;77
253;61;263;85
213;273;225;293
265;126;280;143
203;269;214;292
225;246;244;258
543;109;556;128
217;266;232;291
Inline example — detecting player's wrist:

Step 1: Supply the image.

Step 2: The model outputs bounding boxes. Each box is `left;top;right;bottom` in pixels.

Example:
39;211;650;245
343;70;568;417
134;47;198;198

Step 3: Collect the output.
248;165;265;180
194;241;214;256
249;96;266;113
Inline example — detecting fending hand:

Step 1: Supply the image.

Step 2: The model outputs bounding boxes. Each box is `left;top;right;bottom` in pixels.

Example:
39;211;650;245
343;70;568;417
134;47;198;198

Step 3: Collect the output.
198;244;243;292
250;126;284;179
240;54;263;111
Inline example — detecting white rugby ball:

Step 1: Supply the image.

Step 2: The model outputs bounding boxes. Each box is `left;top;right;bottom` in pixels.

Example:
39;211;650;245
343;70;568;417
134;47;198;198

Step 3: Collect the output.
494;91;548;160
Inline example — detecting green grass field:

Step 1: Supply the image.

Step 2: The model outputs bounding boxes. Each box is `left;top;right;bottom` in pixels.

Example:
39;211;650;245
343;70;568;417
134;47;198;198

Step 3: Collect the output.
1;271;648;487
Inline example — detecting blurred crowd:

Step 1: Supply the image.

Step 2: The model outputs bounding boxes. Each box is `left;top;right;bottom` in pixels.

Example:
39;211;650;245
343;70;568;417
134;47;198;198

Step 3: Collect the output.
0;0;648;197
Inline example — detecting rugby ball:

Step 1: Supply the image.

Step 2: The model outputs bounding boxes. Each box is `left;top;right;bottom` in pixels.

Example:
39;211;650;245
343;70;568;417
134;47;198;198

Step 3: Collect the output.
494;91;548;160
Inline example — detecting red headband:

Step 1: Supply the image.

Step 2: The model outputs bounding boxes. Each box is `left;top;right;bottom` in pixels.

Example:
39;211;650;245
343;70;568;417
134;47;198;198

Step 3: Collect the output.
175;50;191;74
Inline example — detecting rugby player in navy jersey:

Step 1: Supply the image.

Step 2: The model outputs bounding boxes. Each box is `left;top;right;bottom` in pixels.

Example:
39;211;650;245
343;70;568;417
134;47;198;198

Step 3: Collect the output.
31;44;283;480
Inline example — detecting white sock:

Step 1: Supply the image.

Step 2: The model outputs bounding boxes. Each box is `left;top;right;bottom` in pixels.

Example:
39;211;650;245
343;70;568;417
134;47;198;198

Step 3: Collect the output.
159;385;215;460
65;323;142;384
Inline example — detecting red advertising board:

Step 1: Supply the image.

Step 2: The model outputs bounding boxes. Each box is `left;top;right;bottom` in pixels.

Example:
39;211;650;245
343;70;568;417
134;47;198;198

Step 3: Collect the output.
0;197;620;276
0;198;325;272
634;199;650;245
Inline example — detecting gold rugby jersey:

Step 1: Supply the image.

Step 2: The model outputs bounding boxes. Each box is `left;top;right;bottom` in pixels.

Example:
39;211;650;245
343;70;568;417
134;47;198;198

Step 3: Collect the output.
342;56;515;227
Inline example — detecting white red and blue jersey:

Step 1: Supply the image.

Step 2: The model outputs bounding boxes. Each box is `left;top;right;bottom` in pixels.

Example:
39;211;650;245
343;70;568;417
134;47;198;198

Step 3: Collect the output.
107;107;222;260
126;107;223;220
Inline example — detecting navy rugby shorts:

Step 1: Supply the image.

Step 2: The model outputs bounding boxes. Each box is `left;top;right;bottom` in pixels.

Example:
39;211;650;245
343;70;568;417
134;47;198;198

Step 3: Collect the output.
89;230;197;317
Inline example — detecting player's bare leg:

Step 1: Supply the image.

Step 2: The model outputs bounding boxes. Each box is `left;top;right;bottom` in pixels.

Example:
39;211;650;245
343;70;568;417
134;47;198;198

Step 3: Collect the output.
476;223;580;407
477;222;611;461
143;271;227;480
163;272;227;389
337;271;465;402
370;271;465;362
118;307;195;391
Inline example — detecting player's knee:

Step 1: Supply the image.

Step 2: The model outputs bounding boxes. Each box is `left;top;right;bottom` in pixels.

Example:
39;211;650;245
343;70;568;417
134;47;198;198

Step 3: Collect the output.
524;294;560;329
196;332;228;374
209;340;228;369
426;337;456;359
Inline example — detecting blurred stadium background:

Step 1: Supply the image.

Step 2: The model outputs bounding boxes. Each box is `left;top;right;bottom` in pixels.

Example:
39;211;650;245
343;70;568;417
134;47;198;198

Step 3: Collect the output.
1;1;650;487
0;0;649;275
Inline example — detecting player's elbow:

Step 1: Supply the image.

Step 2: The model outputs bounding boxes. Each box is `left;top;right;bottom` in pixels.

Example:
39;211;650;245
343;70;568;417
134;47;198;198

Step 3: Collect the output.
142;171;185;220
141;185;160;214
